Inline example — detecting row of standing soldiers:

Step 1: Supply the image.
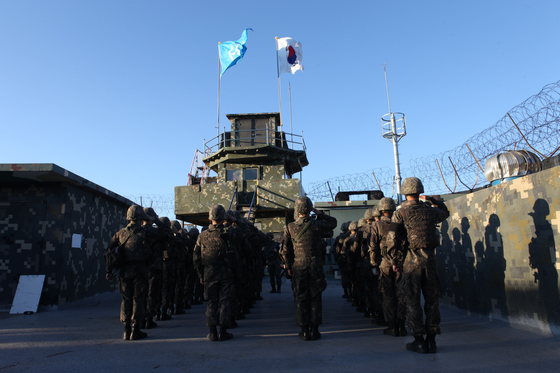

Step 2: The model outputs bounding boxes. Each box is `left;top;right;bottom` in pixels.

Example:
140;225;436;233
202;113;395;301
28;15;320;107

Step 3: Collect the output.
105;205;281;341
333;177;449;354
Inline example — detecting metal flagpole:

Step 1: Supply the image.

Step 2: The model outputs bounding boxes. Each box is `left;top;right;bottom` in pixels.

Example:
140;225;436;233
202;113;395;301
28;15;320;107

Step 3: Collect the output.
217;42;221;138
275;37;283;134
289;82;293;149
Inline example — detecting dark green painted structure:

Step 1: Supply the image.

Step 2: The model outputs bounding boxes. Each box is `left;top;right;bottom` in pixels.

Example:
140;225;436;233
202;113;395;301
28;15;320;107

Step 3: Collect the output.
175;113;309;235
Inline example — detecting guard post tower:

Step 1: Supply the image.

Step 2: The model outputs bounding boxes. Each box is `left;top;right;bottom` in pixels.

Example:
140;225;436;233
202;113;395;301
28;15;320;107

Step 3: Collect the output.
174;112;308;235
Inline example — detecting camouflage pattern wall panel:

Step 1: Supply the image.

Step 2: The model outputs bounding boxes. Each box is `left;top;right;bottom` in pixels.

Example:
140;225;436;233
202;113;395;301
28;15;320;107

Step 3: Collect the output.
175;182;237;214
438;165;560;335
256;216;289;234
252;179;300;209
57;183;127;305
0;182;128;308
174;185;202;215
0;183;67;307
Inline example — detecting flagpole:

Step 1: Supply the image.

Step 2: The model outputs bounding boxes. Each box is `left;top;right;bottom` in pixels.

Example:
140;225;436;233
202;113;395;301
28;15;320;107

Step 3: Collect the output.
217;43;221;139
275;37;283;138
289;82;293;149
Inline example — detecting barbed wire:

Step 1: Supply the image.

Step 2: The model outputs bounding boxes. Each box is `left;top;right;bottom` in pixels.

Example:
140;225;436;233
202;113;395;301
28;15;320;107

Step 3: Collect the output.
306;79;560;200
125;194;175;219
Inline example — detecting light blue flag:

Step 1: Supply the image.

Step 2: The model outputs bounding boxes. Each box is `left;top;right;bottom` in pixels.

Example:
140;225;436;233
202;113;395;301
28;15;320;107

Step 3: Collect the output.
219;28;253;77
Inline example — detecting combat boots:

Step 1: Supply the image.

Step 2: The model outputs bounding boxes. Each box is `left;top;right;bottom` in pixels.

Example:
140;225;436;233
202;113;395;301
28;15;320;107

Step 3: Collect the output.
123;323;132;341
406;335;428;354
207;326;218;341
160;309;172;321
255;292;263;301
175;306;186;315
270;285;277;293
145;317;158;329
383;322;399;337
426;334;437;353
398;319;407;337
310;325;321;341
298;326;311;341
342;288;349;298
277;284;281;293
219;327;233;341
130;323;147;340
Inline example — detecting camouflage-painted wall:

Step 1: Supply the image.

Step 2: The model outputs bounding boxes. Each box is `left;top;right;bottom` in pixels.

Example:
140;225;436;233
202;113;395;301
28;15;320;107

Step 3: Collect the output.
438;165;560;335
175;179;301;214
0;182;128;307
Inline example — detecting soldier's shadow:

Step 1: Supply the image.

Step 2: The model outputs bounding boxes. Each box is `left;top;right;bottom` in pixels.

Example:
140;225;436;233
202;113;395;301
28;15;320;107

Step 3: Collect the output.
528;199;560;336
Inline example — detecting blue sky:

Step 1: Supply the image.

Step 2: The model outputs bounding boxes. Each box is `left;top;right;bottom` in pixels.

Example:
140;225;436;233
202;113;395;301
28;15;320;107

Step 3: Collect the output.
1;1;559;210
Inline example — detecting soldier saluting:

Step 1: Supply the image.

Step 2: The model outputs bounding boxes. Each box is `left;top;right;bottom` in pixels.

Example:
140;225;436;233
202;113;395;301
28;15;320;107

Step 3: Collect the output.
392;177;449;354
193;205;238;342
282;196;337;341
105;205;167;341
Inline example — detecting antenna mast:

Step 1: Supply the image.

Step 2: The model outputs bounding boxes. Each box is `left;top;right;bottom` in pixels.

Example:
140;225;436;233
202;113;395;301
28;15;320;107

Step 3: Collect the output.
381;65;407;204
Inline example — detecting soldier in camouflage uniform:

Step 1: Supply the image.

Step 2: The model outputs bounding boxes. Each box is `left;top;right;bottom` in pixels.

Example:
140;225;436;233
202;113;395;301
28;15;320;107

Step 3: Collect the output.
358;210;385;324
282;196;337;341
193;205;238;341
369;197;407;336
351;218;369;314
333;222;351;298
263;232;283;293
160;217;177;320
172;220;194;315
341;221;358;304
142;207;169;329
105;205;165;340
182;227;198;309
393;177;449;354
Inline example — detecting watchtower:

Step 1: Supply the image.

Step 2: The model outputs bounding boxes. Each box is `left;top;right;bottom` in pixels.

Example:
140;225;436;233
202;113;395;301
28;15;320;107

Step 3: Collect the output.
175;112;308;234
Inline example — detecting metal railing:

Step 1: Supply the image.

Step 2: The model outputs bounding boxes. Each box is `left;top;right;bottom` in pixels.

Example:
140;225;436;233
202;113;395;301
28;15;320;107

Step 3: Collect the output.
203;124;306;157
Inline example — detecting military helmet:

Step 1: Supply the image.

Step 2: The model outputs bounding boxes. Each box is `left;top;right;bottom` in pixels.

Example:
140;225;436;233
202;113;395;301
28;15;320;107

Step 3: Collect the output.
294;196;313;216
348;221;358;231
159;216;171;227
126;205;148;221
377;197;396;212
372;207;381;218
401;177;424;195
266;232;274;238
143;207;158;219
209;204;228;220
357;218;366;228
341;221;349;232
364;208;374;221
171;220;182;231
189;227;200;238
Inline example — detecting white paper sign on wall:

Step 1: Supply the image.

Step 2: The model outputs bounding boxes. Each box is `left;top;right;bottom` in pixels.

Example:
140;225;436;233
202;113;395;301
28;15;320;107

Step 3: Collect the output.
10;275;46;314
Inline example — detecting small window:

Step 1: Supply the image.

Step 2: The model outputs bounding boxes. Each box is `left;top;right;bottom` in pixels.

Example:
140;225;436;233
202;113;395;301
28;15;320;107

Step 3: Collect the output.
244;168;258;180
226;169;242;181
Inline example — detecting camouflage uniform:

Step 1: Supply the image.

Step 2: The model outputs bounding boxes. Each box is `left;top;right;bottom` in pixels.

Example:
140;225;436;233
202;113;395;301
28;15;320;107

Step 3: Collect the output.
193;218;238;335
282;197;337;340
392;178;449;353
182;228;198;308
160;217;177;319
333;223;351;297
105;206;166;340
173;221;194;314
263;234;282;293
369;213;407;333
143;208;169;327
357;218;383;322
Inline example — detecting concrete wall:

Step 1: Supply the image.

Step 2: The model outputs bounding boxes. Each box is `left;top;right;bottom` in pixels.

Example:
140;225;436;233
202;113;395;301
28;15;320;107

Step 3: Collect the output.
438;165;560;335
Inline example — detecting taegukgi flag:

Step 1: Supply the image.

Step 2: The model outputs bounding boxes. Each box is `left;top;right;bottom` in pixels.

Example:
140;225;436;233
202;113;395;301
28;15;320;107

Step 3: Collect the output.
219;28;253;77
277;37;304;75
